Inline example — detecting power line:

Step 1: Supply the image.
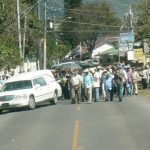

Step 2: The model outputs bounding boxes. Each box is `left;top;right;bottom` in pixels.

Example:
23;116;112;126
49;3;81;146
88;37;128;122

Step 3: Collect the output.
50;18;129;29
55;29;120;33
1;0;41;33
21;0;42;18
46;5;128;14
46;7;118;18
47;29;121;36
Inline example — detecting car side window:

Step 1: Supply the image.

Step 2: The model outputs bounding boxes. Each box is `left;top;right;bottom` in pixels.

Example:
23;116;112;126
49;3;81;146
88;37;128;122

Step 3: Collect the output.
33;77;47;87
43;75;55;84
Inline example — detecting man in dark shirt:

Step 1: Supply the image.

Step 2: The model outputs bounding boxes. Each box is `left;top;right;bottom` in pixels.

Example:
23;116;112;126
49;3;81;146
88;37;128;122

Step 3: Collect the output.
114;67;124;101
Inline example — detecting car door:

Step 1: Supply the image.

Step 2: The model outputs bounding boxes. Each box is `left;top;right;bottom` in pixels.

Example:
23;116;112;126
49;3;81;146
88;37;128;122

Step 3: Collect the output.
43;75;56;99
33;77;49;102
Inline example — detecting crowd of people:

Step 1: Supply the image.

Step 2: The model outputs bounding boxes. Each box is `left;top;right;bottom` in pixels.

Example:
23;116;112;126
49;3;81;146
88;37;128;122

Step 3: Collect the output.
0;64;149;104
53;63;150;104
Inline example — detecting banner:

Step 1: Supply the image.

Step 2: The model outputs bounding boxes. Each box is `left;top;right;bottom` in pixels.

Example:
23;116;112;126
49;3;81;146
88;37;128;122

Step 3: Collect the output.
134;48;144;62
127;51;134;60
119;32;135;52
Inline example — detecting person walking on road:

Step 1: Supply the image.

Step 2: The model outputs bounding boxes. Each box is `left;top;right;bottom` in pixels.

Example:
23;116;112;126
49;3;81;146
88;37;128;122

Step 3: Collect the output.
70;71;82;104
114;67;124;102
132;67;140;95
83;69;94;104
101;70;107;100
140;67;149;89
93;68;101;102
104;73;114;101
126;67;133;96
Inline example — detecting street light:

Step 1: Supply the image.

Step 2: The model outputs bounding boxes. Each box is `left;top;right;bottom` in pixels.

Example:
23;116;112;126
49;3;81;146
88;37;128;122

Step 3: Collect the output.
59;17;72;28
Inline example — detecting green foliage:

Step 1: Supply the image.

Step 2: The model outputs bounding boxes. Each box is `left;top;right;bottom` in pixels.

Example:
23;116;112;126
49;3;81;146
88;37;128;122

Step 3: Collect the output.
46;34;71;67
0;0;22;69
0;0;17;34
60;1;121;49
0;44;21;70
64;0;83;9
0;0;43;69
135;0;150;41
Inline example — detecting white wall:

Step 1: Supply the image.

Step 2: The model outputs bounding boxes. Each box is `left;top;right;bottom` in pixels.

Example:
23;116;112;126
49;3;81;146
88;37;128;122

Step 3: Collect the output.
0;61;37;80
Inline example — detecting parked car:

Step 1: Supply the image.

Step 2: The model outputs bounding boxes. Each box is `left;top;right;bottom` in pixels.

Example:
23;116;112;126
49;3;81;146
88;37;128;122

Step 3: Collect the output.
0;80;5;90
0;70;62;113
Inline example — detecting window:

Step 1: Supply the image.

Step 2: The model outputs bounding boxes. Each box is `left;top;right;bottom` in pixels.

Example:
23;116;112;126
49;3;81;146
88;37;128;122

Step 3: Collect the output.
33;77;47;87
1;80;32;92
43;75;55;84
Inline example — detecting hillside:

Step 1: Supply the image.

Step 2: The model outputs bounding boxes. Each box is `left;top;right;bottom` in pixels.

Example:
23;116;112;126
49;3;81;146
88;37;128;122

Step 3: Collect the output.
46;0;138;17
83;0;138;17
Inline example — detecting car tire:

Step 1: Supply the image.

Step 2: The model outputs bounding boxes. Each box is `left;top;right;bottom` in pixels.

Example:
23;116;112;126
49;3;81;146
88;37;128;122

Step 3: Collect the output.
50;92;58;105
28;96;36;109
0;109;2;114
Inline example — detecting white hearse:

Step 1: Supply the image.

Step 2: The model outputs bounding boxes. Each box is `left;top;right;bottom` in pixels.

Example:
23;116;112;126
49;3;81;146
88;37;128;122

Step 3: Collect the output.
0;70;62;113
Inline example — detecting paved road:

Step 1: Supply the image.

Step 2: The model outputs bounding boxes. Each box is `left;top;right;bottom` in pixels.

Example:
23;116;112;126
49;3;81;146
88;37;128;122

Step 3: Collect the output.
0;94;150;150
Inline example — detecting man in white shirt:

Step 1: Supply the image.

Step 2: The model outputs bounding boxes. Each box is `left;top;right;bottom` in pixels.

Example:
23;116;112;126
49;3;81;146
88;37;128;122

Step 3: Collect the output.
70;71;82;104
141;67;149;89
132;67;140;95
93;69;100;102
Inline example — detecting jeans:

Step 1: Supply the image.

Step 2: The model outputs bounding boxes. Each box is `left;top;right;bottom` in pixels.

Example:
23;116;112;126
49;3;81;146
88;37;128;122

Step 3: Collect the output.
105;89;113;101
116;84;123;101
93;87;100;102
84;87;92;103
126;82;133;96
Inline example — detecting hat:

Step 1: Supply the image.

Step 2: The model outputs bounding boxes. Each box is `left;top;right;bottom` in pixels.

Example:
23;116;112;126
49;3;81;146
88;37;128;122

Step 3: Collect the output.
126;65;130;68
66;73;70;77
83;69;89;73
103;69;107;72
97;66;101;69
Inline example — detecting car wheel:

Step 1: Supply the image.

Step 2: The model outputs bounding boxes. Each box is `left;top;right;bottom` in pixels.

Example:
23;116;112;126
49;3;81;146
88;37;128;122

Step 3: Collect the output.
0;109;2;114
50;92;58;105
28;96;36;109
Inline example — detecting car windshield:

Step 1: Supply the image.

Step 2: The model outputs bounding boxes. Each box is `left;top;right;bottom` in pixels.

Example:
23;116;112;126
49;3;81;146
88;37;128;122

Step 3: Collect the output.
1;80;33;92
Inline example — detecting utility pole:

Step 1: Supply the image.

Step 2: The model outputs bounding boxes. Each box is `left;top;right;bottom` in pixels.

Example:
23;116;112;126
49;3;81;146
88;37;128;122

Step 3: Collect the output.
37;0;41;70
37;0;41;20
22;15;27;63
128;5;133;32
16;0;23;71
52;10;58;45
43;0;47;69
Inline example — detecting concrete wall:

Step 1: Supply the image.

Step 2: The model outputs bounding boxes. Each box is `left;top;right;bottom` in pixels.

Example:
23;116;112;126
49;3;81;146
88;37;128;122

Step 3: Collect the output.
0;61;37;80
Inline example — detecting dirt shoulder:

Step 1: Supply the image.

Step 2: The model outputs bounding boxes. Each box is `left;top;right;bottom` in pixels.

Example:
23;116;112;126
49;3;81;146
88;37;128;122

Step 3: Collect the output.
139;89;150;98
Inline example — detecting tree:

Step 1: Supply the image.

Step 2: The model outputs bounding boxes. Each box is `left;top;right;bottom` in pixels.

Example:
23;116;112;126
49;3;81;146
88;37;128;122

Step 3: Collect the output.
0;44;21;70
0;0;44;69
0;0;22;70
46;34;71;68
64;0;83;9
60;1;121;50
135;0;150;41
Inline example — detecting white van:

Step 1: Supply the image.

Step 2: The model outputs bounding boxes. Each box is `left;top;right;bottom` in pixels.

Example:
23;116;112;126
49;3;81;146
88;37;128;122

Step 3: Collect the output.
0;70;62;113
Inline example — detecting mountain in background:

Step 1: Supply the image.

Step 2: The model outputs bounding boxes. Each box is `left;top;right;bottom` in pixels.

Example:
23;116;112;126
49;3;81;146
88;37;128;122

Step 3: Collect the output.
44;0;138;19
83;0;137;17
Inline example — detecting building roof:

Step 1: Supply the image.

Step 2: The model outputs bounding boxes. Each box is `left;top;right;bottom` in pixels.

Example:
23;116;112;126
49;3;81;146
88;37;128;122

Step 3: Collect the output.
92;44;114;58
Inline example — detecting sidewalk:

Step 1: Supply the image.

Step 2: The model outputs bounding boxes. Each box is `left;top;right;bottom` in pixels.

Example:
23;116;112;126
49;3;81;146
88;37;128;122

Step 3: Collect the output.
139;89;150;97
